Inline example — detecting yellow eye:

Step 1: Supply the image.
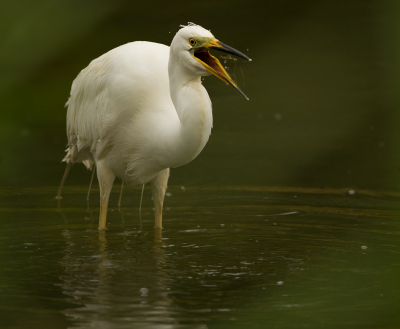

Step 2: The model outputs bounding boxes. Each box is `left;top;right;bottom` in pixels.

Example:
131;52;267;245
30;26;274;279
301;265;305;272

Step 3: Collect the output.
189;38;197;46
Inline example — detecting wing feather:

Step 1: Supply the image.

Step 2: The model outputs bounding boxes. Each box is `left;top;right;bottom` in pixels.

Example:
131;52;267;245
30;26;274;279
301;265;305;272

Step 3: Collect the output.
64;50;113;167
62;41;172;179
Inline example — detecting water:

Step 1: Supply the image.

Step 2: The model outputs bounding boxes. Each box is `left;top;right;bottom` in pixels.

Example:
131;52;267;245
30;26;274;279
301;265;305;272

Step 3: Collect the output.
1;0;400;327
1;186;399;328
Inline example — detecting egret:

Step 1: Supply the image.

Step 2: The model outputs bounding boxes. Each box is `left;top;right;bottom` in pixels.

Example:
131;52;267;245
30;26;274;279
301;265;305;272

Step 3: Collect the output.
58;23;251;229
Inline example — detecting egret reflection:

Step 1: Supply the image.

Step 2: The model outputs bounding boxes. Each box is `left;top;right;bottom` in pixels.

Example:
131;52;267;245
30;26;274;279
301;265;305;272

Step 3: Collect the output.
59;226;186;328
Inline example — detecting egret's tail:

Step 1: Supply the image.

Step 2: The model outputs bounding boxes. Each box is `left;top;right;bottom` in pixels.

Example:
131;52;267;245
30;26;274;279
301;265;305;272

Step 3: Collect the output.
62;146;94;170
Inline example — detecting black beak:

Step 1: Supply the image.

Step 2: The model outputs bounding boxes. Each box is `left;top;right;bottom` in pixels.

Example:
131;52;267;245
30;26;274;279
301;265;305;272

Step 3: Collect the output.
209;41;252;61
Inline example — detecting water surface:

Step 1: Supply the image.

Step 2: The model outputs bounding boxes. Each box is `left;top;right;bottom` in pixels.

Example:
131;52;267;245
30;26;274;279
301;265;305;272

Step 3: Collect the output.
1;186;399;328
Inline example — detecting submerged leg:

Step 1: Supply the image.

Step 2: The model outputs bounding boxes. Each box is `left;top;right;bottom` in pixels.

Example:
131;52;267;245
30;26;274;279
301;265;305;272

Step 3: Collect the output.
151;168;170;228
87;165;96;201
118;180;124;207
57;162;72;199
96;160;115;229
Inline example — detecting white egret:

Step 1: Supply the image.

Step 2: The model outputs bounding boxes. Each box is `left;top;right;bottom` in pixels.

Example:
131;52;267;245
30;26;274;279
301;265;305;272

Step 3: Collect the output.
58;23;251;229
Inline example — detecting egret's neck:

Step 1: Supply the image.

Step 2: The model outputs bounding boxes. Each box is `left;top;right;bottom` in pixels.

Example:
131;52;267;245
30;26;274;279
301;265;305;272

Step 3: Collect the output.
168;59;201;119
167;55;213;166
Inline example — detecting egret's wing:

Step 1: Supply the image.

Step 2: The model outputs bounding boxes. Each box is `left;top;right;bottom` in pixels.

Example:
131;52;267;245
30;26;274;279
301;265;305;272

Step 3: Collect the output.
63;42;171;171
64;51;112;168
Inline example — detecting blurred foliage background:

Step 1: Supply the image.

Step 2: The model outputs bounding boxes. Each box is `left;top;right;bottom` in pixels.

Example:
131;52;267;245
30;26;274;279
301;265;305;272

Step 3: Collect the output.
0;0;399;190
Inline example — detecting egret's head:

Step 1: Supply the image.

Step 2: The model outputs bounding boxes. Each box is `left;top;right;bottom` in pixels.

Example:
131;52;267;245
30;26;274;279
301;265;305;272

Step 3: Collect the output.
171;23;251;100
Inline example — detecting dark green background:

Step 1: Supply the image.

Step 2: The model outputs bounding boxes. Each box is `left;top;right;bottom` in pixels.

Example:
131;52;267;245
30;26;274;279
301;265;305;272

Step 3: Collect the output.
1;0;399;191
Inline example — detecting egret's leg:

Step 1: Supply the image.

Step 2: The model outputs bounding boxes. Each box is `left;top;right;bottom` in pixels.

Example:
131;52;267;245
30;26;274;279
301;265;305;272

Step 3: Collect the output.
154;227;162;243
87;166;96;201
96;160;115;229
118;180;124;207
57;162;72;199
151;168;170;228
139;183;145;214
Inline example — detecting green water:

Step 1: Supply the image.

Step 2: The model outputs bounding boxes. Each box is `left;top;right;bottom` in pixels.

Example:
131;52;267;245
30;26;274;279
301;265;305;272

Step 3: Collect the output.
1;0;400;328
1;186;399;328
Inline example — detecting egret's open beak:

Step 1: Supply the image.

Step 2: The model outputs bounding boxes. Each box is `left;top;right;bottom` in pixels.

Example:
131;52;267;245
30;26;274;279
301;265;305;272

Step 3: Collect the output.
193;39;251;100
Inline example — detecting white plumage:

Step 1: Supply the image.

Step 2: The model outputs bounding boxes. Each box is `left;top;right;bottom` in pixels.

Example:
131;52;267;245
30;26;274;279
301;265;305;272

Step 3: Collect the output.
58;23;250;229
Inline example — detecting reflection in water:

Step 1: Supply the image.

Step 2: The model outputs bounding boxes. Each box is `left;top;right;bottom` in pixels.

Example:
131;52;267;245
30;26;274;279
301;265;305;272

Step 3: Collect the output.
55;188;319;328
59;221;204;329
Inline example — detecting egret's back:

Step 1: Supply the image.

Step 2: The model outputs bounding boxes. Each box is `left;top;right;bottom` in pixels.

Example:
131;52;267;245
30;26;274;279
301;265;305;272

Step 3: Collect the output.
64;41;173;181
